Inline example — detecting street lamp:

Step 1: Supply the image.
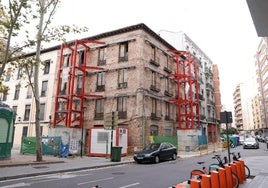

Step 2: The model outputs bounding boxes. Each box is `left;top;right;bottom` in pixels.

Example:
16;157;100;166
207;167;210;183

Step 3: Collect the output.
80;107;87;158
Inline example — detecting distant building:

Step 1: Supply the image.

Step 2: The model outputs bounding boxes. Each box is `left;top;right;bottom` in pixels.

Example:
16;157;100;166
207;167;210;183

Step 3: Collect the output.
255;37;268;130
233;77;258;133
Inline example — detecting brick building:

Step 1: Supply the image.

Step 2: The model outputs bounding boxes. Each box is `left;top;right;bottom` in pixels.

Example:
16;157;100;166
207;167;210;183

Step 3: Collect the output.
3;23;219;154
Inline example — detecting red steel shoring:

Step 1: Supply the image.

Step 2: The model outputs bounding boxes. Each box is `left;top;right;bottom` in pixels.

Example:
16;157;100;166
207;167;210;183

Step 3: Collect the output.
53;39;105;128
169;50;200;130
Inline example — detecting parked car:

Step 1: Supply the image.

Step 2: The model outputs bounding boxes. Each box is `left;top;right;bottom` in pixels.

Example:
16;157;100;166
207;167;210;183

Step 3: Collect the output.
243;137;259;149
133;142;177;164
239;136;245;145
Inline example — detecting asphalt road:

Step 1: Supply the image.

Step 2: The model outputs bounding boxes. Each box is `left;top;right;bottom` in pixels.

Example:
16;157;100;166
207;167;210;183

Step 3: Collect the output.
1;142;267;188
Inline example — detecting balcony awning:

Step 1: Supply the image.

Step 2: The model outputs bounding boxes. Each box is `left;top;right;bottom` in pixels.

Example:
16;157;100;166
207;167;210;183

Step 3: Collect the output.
246;0;268;37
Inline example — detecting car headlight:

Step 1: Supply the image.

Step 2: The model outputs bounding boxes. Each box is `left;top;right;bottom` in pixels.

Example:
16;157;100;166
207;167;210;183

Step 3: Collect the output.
144;153;151;157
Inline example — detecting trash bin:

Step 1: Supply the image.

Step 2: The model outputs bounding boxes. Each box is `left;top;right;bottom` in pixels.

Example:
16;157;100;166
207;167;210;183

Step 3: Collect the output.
111;146;122;162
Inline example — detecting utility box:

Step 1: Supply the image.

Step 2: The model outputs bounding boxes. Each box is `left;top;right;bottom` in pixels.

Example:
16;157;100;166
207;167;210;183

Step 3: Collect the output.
0;103;16;159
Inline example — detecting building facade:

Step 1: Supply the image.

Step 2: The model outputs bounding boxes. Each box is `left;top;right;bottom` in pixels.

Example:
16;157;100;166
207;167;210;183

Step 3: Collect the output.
2;23;220;153
255;37;268;130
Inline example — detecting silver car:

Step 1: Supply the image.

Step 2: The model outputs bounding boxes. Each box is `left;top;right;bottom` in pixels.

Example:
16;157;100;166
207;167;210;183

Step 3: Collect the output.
243;137;259;149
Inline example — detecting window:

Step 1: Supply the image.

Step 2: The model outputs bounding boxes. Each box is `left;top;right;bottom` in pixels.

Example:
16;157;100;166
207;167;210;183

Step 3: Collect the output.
39;103;45;120
97;132;109;142
17;68;22;80
164;78;172;96
5;68;11;81
150;71;160;92
95;99;104;120
12;106;17;114
26;85;32;99
60;78;67;95
119;42;128;62
76;75;82;94
151;98;161;120
41;80;48;97
24;104;31;121
96;72;105;91
150;125;159;136
78;51;85;65
151;45;156;61
43;60;50;74
164;55;172;73
165;102;172;120
63;54;71;67
117;96;127;119
149;45;160;66
22;126;28;137
118;69;127;88
2;93;7;101
14;84;20;100
98;47;107;65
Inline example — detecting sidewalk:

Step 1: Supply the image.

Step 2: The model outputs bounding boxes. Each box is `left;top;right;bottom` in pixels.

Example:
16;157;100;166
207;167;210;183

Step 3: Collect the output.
0;149;134;181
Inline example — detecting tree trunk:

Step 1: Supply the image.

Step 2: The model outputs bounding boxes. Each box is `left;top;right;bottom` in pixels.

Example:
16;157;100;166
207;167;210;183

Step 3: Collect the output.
34;0;46;162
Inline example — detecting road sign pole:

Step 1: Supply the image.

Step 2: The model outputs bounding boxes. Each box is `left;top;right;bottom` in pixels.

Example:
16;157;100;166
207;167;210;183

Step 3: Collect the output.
110;111;114;159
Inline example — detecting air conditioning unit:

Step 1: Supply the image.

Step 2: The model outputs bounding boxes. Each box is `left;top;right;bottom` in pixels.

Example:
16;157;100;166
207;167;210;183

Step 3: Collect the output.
119;128;126;135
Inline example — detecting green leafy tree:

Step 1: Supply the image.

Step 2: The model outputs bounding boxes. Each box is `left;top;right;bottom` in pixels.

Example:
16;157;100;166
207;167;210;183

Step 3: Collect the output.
1;0;88;161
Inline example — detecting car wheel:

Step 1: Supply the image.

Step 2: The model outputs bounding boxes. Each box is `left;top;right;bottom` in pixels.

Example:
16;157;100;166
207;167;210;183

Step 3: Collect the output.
154;155;160;163
172;153;177;160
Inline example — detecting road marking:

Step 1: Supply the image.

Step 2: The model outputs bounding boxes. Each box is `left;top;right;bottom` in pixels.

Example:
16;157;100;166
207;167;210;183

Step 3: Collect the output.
118;182;140;188
77;177;114;185
0;182;31;188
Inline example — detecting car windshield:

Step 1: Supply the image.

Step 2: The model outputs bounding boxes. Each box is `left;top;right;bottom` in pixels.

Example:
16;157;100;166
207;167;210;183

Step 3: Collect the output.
144;143;160;150
245;137;255;142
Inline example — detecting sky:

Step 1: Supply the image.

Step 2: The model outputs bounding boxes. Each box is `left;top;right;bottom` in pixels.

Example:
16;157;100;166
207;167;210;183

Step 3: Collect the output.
51;0;260;111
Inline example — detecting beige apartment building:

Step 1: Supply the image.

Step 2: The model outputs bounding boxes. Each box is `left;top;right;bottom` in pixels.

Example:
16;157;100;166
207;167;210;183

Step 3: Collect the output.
255;37;268;130
2;23;220;154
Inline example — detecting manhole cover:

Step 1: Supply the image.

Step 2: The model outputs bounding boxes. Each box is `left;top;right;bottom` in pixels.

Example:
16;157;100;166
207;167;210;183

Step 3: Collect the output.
112;172;125;175
32;166;49;169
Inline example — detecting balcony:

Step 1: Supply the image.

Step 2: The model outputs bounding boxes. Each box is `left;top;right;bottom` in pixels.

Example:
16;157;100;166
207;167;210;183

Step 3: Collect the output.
150;59;160;67
164;90;173;97
163;66;172;73
96;85;105;92
94;112;104;120
118;111;127;119
118;82;127;89
150;85;160;92
151;113;161;121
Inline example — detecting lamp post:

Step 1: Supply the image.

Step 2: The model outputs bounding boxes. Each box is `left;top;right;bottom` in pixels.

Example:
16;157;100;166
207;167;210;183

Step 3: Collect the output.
80;107;87;158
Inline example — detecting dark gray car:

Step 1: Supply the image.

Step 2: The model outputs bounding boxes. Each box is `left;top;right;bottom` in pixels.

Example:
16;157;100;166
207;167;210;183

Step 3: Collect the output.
133;142;177;164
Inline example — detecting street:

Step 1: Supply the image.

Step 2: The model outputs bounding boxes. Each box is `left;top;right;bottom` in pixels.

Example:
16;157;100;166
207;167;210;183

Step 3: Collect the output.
0;142;267;188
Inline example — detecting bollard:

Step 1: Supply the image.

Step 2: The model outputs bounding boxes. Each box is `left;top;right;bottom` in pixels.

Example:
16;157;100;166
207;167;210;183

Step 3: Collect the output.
224;165;233;188
238;159;246;181
210;171;220;188
189;179;201;188
234;161;243;184
201;174;211;188
230;163;238;187
218;167;227;188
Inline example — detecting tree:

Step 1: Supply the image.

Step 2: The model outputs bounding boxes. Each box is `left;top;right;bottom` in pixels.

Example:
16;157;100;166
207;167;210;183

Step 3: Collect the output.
1;0;88;161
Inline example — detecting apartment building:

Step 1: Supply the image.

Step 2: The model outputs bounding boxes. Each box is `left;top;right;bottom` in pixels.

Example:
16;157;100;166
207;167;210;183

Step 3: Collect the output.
2;49;58;149
255;37;268;129
233;77;258;133
2;23;219;153
160;31;219;144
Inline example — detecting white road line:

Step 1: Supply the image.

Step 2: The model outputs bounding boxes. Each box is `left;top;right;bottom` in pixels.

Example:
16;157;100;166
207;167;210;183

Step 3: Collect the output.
0;182;31;188
77;177;114;186
118;182;140;188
